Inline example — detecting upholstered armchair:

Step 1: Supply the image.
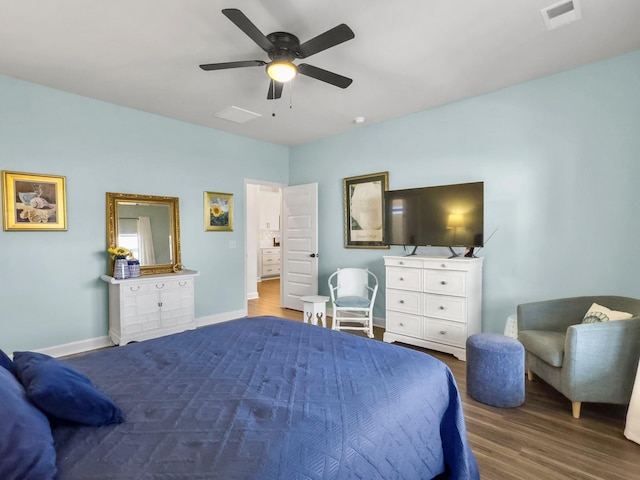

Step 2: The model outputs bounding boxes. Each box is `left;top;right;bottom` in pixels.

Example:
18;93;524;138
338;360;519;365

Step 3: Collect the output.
517;296;640;418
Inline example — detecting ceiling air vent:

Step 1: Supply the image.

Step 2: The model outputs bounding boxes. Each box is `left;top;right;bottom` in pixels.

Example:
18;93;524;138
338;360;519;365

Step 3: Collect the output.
214;106;261;124
541;0;582;30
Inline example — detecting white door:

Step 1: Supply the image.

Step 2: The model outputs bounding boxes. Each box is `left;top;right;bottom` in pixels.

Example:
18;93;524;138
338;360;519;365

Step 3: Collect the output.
281;183;318;310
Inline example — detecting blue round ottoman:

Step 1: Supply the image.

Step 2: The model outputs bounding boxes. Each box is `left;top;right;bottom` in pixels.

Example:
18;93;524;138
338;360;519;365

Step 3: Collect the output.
466;333;525;408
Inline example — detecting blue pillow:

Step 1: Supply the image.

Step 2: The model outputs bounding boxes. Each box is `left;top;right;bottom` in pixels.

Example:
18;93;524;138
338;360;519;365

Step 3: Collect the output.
0;348;14;373
0;367;57;480
12;351;125;426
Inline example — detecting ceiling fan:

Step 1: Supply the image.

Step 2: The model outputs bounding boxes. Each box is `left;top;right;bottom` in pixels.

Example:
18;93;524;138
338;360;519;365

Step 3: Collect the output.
199;8;355;100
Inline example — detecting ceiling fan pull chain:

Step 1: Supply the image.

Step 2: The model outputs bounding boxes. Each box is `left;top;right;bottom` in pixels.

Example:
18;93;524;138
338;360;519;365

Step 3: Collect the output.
289;79;294;109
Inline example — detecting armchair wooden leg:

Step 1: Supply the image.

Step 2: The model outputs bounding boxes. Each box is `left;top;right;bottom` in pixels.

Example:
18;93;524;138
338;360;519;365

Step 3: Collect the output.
527;369;533;381
572;402;581;419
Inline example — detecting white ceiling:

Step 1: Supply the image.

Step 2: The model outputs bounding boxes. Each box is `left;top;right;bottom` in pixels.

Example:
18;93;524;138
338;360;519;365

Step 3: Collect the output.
2;0;639;146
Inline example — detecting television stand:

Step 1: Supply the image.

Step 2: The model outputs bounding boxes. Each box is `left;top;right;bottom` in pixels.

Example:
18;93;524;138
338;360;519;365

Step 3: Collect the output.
405;245;419;256
448;246;461;258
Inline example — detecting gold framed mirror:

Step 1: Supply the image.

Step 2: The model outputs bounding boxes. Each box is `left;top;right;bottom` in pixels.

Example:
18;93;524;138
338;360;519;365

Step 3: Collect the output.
106;192;181;275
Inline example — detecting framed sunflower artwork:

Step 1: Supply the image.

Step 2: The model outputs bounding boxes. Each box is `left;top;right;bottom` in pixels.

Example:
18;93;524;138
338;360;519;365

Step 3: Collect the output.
204;191;233;231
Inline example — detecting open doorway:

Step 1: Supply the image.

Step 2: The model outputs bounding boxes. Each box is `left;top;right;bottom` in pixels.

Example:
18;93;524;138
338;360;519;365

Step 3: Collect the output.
245;181;284;307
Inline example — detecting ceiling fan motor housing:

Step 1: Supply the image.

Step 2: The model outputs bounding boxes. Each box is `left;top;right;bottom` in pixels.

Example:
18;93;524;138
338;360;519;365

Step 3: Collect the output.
266;32;301;62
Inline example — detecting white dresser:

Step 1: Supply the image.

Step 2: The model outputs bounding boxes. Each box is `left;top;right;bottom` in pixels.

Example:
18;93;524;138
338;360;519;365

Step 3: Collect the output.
259;247;280;279
100;270;199;345
383;256;483;361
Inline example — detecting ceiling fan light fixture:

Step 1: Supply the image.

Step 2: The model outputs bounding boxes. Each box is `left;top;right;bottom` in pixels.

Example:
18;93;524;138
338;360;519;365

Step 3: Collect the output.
266;61;297;83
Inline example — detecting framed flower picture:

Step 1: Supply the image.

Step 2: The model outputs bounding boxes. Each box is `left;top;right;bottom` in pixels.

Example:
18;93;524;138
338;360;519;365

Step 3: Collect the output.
1;170;67;231
204;192;233;231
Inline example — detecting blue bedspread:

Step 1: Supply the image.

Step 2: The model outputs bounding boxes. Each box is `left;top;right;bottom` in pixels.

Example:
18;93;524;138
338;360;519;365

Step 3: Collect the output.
53;316;478;479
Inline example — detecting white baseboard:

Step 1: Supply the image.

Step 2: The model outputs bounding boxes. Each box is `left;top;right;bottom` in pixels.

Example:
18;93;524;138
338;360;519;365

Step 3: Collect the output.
247;291;259;300
34;310;249;358
373;315;386;328
196;309;247;328
36;336;114;359
35;309;367;359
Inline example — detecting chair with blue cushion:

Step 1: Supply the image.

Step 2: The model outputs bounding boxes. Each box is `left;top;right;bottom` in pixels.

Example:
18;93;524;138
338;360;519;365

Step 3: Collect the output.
328;268;378;338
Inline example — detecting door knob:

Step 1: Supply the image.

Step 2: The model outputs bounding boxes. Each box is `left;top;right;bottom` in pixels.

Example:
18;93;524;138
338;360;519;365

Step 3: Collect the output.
310;253;316;258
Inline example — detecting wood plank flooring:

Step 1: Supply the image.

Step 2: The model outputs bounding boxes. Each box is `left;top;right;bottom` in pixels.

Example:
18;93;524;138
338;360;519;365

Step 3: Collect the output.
248;279;640;480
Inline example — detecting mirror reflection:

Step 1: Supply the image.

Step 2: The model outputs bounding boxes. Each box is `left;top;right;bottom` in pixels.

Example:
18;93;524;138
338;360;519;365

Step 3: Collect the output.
117;203;171;266
106;193;181;275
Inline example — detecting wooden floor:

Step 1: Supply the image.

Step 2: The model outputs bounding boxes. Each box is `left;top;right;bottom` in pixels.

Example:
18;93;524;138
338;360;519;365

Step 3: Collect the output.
249;279;639;480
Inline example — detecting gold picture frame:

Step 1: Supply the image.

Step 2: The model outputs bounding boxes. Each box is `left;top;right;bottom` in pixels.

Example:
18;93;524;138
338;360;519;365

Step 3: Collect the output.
204;191;233;231
2;170;67;231
343;171;389;248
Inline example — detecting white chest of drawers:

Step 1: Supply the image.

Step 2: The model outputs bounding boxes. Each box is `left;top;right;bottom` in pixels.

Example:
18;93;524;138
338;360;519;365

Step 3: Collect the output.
100;270;199;345
383;256;483;361
259;247;281;279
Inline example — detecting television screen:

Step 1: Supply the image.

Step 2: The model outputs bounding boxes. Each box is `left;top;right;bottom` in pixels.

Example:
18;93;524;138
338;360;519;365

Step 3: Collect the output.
384;182;484;248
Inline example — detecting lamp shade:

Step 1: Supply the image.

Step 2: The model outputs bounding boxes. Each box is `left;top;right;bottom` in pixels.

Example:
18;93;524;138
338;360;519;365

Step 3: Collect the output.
266;61;297;83
447;214;464;228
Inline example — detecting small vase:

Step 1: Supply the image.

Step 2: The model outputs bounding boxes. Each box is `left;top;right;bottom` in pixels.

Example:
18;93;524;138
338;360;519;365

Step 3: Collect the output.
113;257;131;280
128;259;141;278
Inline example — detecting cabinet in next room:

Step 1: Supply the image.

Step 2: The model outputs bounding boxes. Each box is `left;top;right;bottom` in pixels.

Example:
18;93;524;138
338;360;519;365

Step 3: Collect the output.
259;247;281;279
383;256;483;361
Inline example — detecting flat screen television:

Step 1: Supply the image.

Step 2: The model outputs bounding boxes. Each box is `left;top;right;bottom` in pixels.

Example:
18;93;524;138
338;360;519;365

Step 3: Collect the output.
384;181;484;255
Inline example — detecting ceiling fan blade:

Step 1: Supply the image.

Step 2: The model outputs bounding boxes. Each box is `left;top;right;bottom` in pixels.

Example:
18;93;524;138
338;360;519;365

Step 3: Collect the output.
199;60;266;71
297;24;355;58
222;8;274;52
267;80;284;100
297;63;352;89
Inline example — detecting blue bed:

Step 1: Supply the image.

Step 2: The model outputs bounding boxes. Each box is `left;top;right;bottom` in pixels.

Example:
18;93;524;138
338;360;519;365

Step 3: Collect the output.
52;316;478;479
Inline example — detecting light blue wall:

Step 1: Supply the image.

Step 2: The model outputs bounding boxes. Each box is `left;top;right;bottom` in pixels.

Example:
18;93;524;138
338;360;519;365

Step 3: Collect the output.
0;76;289;353
290;51;640;332
2;50;639;352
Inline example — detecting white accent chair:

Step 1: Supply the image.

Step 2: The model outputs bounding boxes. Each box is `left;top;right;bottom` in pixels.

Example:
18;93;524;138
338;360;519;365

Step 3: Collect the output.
328;268;378;338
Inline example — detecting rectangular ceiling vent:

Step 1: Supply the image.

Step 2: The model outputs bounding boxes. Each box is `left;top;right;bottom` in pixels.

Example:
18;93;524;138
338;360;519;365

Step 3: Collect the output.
541;0;582;30
214;106;261;124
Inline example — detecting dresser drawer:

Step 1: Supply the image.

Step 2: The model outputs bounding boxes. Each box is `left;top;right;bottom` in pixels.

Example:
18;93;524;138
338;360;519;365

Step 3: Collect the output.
422;259;472;271
160;278;194;291
387;289;422;314
386;266;422;291
424;270;466;296
121;282;152;296
384;256;424;268
424;294;466;322
262;252;280;263
425;318;466;347
262;265;280;276
386;311;422;338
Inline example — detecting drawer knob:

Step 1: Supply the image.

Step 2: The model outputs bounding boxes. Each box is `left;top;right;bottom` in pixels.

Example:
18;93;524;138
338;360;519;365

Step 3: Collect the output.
439;330;447;335
399;322;405;327
179;281;187;287
129;285;140;292
399;277;404;281
441;280;447;285
156;283;165;289
399;261;404;265
441;264;446;268
439;305;446;310
399;299;405;304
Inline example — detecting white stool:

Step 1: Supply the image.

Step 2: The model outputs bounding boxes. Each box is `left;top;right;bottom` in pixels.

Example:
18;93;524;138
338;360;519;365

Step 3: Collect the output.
300;295;330;327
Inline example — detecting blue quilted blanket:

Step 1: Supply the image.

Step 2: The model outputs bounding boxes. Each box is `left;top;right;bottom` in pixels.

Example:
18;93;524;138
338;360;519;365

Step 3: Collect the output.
53;316;478;479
